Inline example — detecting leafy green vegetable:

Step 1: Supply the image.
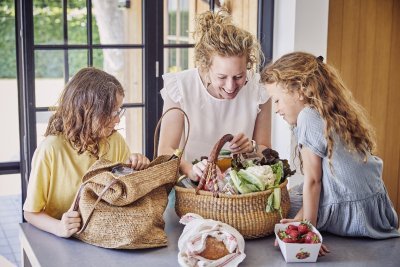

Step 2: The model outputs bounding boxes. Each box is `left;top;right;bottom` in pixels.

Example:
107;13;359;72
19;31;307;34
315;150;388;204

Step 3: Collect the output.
271;161;283;186
238;169;265;191
229;170;253;194
266;193;274;212
273;188;281;210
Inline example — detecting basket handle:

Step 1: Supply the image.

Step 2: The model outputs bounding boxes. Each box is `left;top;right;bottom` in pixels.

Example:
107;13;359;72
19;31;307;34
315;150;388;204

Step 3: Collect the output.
207;134;234;163
153;107;190;160
73;178;124;234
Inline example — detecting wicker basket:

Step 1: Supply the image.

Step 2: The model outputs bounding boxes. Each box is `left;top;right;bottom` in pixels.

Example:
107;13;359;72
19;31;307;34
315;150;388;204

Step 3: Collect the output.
175;134;291;239
175;180;289;239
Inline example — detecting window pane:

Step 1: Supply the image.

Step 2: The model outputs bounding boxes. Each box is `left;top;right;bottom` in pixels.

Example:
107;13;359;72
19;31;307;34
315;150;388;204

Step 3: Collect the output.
93;48;143;104
0;174;21;196
68;49;89;78
36;111;53;145
34;0;63;45
67;0;87;44
0;0;19;162
165;0;194;44
92;0;142;44
35;78;64;108
164;47;194;73
0;79;20;162
118;108;143;154
35;50;64;107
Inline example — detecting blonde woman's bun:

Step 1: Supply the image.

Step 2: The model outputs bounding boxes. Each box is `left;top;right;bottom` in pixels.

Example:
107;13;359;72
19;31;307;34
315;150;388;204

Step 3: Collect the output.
193;8;263;71
193;9;232;43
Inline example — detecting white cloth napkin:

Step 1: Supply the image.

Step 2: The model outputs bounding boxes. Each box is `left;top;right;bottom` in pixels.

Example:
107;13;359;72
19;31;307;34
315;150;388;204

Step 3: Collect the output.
178;213;246;267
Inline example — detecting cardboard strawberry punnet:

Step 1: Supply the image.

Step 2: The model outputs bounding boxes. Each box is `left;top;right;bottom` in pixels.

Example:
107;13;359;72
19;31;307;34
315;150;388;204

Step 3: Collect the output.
274;221;323;263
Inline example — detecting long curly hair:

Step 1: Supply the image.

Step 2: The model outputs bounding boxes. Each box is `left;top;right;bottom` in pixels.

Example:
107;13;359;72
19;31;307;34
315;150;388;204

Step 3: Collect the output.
45;67;125;158
260;52;376;164
193;8;263;71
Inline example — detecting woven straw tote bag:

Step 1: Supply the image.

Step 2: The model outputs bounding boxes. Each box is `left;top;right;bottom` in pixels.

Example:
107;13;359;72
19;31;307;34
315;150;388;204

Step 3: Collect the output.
175;134;290;239
72;107;189;249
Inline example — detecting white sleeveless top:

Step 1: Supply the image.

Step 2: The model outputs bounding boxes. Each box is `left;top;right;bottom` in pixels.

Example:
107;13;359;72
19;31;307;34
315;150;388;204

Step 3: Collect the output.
161;68;269;162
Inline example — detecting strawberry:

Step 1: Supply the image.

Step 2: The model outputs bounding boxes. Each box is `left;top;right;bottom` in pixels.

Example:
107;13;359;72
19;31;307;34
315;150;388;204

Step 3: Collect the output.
297;222;311;235
287;224;298;231
304;231;320;244
287;229;299;239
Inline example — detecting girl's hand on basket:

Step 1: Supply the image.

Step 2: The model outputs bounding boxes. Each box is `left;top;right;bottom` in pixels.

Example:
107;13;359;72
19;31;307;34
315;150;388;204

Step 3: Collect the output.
58;210;81;238
128;153;150;170
229;133;252;154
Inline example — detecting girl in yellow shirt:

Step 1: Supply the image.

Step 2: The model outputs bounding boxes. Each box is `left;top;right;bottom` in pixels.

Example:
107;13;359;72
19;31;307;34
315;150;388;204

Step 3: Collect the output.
23;67;150;238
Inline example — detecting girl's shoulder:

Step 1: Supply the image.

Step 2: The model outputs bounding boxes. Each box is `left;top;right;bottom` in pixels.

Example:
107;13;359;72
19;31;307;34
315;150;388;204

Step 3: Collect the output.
32;135;71;161
37;135;68;151
298;106;321;120
297;107;324;128
295;107;327;157
107;131;126;143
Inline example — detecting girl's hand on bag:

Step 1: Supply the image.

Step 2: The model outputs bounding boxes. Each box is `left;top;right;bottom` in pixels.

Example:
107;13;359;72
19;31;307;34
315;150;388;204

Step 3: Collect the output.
129;153;150;170
58;210;81;238
229;133;252;154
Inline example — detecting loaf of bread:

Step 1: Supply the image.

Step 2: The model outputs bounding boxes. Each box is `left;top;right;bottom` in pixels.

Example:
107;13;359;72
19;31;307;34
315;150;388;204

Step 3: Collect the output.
198;236;229;260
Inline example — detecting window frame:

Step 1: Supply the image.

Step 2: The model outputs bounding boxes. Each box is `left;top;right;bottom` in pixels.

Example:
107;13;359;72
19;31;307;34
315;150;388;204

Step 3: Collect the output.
12;0;274;207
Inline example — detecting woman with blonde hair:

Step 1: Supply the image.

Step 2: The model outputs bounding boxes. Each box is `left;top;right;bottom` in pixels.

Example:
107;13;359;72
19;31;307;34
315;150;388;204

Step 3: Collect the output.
158;9;271;181
261;52;399;242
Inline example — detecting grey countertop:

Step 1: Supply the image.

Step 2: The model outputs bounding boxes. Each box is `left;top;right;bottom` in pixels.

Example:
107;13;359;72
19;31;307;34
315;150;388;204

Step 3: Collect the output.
20;207;400;267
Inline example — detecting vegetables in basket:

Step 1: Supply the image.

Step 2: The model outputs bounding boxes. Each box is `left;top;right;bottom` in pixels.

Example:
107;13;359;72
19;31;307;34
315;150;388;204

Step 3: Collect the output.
230;153;293;215
194;135;295;212
196;134;295;198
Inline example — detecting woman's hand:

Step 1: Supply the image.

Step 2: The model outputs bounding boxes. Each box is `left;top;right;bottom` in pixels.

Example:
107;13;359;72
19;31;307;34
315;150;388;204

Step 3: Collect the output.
229;133;253;154
188;159;222;182
189;159;207;181
128;153;150;170
58;210;81;238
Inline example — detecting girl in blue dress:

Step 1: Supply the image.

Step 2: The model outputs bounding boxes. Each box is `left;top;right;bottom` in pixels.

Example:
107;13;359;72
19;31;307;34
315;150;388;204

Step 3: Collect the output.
261;52;399;252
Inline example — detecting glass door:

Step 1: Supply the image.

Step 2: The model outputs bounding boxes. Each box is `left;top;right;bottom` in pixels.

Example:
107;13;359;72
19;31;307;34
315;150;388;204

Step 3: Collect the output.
16;0;163;202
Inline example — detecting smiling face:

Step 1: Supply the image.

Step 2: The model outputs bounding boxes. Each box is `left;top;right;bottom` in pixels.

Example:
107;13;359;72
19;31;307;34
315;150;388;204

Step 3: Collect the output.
266;82;305;125
206;54;248;99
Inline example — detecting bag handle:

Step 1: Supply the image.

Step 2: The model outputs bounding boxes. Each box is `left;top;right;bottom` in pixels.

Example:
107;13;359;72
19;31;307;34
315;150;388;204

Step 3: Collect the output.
153;107;190;160
74;178;124;234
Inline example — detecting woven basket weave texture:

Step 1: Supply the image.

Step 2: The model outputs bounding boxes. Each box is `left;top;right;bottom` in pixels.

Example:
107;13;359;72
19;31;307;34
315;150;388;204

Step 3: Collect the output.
175;179;290;239
74;156;179;249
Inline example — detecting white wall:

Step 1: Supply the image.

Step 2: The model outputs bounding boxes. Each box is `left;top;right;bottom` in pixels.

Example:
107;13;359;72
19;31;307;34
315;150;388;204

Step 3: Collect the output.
271;0;329;188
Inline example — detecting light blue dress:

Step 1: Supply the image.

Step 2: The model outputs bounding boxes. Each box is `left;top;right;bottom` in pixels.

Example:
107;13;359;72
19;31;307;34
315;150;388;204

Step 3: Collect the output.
289;107;399;239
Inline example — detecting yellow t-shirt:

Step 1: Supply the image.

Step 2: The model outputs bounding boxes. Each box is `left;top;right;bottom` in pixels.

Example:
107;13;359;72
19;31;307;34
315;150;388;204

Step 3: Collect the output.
23;132;131;219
